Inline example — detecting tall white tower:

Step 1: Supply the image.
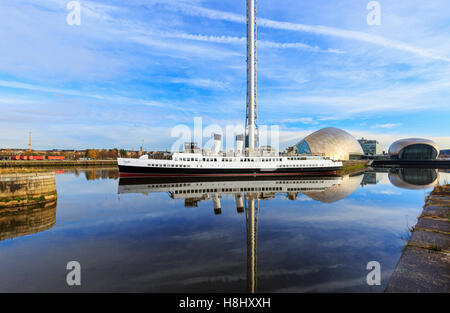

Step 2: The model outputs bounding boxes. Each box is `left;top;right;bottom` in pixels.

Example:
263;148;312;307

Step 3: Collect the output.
245;0;258;152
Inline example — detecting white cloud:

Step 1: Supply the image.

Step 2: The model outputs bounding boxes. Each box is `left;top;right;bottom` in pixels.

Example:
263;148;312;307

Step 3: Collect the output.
166;2;450;62
372;123;402;129
0;80;164;107
280;117;317;125
171;78;228;89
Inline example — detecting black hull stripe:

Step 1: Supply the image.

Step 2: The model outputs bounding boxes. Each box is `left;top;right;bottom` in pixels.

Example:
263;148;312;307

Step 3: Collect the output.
119;165;340;177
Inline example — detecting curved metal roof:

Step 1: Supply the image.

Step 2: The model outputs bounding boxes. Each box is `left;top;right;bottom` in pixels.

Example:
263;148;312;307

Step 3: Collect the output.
388;138;440;156
297;127;364;161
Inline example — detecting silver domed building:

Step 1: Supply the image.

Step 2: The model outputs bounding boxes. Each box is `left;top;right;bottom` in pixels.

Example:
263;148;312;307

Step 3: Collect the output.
294;127;364;160
389;138;440;160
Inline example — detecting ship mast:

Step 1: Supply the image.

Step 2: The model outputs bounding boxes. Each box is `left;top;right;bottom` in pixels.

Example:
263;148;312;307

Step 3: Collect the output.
245;0;258;153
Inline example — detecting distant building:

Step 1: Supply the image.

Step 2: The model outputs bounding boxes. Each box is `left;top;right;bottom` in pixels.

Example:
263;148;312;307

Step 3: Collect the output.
389;138;440;160
358;138;382;155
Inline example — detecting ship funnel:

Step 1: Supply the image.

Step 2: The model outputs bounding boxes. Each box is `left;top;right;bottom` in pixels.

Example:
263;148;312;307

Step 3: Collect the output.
213;194;222;215
235;134;244;156
235;193;244;213
212;134;222;155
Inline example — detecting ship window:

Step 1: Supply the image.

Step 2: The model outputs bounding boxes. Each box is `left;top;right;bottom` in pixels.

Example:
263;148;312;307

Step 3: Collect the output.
214;158;217;161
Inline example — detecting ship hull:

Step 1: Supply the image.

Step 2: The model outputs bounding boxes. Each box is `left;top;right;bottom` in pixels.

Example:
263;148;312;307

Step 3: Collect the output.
118;165;340;178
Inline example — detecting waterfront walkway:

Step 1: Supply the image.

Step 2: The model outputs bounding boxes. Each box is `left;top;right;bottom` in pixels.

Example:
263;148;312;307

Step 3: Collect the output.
0;160;117;168
386;184;450;292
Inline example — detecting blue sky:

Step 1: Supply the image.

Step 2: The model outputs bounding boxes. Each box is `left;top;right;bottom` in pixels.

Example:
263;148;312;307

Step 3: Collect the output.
0;0;449;151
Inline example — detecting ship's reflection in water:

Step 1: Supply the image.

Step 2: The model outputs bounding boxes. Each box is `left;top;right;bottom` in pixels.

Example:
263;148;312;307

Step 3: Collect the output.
117;168;444;293
119;176;347;293
118;176;346;210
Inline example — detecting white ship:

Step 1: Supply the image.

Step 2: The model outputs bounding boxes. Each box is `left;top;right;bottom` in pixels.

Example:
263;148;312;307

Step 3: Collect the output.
118;0;343;178
118;143;342;177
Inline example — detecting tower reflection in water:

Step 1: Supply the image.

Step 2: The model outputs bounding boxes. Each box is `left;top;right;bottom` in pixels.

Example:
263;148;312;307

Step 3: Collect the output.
118;168;442;292
119;175;346;293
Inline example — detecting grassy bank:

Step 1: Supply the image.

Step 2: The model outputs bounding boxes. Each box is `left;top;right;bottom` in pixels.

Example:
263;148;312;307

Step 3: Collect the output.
337;161;369;175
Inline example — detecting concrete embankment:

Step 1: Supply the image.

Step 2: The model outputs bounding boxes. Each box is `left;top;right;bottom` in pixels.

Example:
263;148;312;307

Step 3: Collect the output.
0;160;117;168
0;172;58;240
385;184;450;293
0;172;57;207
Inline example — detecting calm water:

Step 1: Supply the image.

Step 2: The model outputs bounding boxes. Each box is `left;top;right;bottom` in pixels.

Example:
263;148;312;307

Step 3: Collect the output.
0;168;448;292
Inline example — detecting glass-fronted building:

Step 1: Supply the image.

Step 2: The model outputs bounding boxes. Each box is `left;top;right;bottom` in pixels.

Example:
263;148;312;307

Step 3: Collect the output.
388;138;440;160
358;138;382;155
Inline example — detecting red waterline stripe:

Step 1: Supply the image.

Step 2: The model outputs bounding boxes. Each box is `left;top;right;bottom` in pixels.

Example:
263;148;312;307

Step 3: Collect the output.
119;171;337;178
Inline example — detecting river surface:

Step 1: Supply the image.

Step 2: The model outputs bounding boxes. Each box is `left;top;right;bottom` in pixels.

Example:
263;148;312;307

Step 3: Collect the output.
0;167;448;292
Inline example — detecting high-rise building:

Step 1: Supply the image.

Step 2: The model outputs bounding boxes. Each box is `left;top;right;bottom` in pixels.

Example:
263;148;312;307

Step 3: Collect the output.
358;138;382;155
